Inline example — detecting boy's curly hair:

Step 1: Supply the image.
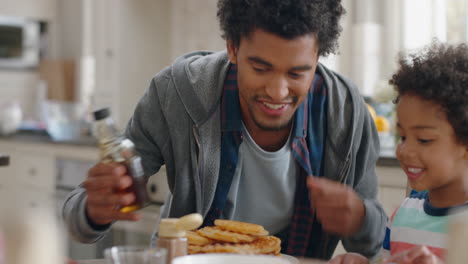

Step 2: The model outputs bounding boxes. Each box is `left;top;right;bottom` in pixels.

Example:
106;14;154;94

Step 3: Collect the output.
390;41;468;146
217;0;345;57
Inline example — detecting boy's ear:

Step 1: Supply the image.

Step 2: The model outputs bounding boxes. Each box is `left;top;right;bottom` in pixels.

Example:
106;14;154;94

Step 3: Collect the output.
226;41;238;64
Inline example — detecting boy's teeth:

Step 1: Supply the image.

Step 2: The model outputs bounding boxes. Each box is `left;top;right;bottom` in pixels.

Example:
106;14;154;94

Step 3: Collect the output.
264;103;284;110
408;167;422;173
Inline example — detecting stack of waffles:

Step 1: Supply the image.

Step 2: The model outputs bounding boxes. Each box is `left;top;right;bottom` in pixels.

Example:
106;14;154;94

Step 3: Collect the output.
187;219;281;255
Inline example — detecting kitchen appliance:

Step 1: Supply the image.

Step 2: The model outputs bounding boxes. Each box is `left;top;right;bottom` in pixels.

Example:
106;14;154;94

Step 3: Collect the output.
0;16;40;69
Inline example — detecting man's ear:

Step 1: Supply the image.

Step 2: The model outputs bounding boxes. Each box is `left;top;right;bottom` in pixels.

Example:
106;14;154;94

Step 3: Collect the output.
464;146;468;160
226;41;238;64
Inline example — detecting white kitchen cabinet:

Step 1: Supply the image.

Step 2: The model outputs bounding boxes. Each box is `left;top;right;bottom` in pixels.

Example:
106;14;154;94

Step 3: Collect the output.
0;142;55;190
8;150;55;191
0;139;98;211
0;0;57;21
0;146;55;210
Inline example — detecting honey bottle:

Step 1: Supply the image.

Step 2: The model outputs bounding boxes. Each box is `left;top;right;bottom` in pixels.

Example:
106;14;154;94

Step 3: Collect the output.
93;108;148;213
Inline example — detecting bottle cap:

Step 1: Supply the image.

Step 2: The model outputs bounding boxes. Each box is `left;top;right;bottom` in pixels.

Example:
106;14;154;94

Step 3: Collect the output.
93;108;110;121
0;154;10;166
158;213;203;238
175;213;203;231
158;218;186;238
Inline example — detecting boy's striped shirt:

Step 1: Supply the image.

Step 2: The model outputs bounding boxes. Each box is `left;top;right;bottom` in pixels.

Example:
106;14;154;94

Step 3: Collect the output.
382;191;468;260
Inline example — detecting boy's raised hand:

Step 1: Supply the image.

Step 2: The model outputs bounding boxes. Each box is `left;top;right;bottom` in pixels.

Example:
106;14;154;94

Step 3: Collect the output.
383;245;444;264
306;177;366;236
329;253;369;264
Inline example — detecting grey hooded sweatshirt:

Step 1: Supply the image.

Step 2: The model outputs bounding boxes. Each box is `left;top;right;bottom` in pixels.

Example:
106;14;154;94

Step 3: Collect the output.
62;50;386;259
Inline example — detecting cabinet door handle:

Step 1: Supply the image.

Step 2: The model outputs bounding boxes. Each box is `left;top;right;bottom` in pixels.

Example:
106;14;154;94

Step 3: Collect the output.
28;168;37;176
150;183;157;194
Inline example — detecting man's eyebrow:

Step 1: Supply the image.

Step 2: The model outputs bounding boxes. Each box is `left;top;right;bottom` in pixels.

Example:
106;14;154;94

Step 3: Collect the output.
290;65;313;71
248;56;272;67
247;56;313;71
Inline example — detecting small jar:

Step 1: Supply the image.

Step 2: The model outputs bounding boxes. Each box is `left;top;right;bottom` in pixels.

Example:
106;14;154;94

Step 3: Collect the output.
156;213;203;264
157;219;188;264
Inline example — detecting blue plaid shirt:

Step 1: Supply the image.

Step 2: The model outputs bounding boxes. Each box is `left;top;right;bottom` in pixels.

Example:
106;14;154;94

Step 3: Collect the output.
204;63;328;256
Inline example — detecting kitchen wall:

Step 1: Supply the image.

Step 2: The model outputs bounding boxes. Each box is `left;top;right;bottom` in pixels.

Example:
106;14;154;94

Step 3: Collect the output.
0;71;39;120
1;0;467;127
170;0;225;60
99;0;173;127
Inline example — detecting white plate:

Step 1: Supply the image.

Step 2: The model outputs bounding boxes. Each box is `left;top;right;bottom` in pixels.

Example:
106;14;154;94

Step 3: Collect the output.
172;254;292;264
281;254;299;264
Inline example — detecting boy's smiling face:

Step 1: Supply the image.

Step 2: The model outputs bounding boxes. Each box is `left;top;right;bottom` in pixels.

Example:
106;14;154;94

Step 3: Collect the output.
396;94;468;206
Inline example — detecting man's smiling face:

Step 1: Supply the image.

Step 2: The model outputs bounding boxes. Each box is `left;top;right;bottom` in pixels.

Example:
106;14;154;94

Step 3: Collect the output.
227;28;319;132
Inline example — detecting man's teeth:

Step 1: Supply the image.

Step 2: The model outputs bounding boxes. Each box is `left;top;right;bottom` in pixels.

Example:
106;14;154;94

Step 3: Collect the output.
408;167;423;173
264;102;285;110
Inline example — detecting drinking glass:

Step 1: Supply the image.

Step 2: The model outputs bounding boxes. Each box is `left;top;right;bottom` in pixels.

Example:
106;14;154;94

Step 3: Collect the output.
104;246;166;264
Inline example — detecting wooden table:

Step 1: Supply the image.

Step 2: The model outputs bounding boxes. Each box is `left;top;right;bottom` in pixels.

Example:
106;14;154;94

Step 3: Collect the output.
77;258;327;264
76;261;103;264
297;258;328;264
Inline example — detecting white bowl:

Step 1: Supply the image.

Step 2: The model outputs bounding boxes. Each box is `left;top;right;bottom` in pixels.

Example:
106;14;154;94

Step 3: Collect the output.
172;254;292;264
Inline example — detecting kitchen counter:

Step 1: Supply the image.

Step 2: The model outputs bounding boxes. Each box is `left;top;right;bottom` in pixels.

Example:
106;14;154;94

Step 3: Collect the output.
0;129;96;147
1;130;401;166
377;147;399;167
77;261;103;264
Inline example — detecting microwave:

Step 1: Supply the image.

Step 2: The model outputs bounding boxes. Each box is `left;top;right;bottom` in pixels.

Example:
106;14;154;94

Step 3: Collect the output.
0;16;40;69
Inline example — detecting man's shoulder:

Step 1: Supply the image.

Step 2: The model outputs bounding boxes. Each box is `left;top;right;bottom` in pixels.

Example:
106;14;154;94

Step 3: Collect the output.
172;50;229;75
317;63;357;89
316;63;363;112
148;50;229;95
146;50;229;124
315;63;367;124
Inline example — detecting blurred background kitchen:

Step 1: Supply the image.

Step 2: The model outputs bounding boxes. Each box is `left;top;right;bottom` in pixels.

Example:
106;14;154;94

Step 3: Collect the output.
0;0;467;261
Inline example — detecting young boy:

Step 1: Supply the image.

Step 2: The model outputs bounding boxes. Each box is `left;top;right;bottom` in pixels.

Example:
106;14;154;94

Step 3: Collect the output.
330;42;468;264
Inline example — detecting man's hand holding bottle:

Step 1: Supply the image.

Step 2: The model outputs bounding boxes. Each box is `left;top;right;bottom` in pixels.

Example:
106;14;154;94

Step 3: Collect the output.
83;162;141;226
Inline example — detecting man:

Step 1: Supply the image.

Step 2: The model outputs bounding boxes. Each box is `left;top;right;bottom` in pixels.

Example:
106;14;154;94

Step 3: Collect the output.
63;0;386;259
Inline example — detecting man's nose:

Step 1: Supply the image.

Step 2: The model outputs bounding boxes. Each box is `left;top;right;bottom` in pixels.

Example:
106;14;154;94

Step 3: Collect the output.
265;75;289;101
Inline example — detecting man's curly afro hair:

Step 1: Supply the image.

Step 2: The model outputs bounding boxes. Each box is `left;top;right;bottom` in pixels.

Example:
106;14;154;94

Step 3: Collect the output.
217;0;345;57
390;41;468;146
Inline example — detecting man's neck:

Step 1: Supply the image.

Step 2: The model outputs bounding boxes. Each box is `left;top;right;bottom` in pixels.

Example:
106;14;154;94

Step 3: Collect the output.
243;121;292;152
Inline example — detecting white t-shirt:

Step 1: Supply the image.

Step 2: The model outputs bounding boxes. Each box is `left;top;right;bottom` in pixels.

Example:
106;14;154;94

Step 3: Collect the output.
223;123;297;234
